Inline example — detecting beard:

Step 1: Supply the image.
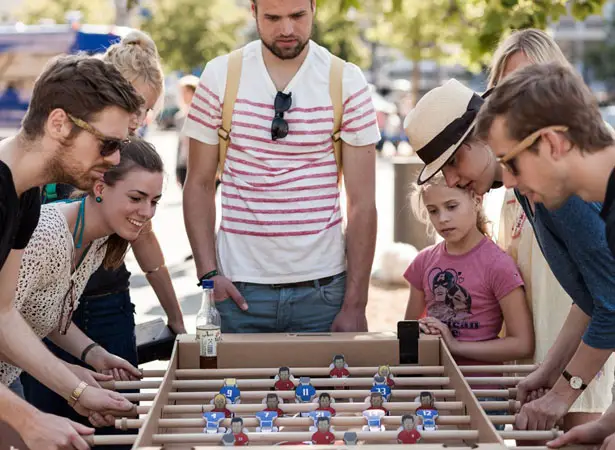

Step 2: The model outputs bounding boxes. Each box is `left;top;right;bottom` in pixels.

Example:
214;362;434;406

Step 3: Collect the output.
48;144;108;191
257;23;310;60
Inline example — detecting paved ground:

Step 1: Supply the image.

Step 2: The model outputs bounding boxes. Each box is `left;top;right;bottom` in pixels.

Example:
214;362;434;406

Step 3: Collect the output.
133;128;506;370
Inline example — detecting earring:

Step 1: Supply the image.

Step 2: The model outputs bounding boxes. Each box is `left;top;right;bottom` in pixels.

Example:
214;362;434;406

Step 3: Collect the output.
95;196;103;203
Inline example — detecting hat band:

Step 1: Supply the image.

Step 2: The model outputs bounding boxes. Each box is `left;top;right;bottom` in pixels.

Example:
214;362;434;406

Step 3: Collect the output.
417;93;484;166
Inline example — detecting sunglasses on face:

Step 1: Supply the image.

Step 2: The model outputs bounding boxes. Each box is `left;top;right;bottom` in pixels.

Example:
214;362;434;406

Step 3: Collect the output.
67;114;131;157
271;91;292;141
497;125;569;176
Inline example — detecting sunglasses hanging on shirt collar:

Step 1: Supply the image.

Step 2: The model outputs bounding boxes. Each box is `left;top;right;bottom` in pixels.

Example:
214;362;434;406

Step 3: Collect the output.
271;91;292;141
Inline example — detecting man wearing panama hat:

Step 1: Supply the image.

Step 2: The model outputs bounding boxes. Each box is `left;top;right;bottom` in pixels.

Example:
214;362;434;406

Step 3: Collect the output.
403;78;615;435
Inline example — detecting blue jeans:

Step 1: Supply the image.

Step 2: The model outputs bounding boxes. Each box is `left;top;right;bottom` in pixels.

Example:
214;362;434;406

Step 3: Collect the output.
218;272;346;333
21;290;137;450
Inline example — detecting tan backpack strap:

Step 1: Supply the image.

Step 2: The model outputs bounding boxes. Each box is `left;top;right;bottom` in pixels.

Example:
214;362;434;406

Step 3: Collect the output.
329;55;345;182
218;48;244;176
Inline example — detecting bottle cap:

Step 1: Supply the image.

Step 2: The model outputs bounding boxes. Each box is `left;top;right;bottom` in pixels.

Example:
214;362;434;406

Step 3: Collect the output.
201;279;214;289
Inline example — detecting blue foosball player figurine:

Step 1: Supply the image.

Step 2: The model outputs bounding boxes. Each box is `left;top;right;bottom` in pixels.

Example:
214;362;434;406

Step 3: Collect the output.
308;410;332;432
220;378;241;404
361;409;386;432
255;410;279;433
295;376;317;403
415;391;438;431
203;411;226;434
370;375;392;401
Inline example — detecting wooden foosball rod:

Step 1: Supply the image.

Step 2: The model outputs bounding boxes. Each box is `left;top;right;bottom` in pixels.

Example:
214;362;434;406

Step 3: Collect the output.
131;400;518;416
133;401;465;415
115;414;517;430
100;376;452;391
141;365;536;379
103;376;526;391
85;429;562;446
120;388;517;403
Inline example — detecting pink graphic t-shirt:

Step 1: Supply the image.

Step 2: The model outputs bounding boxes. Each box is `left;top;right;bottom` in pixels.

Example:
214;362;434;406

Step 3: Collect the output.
404;238;524;365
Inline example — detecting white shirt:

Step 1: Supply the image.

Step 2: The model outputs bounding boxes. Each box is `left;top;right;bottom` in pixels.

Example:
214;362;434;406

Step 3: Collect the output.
183;40;380;283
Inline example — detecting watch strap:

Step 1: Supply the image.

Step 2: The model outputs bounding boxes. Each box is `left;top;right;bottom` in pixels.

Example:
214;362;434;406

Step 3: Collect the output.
562;370;588;390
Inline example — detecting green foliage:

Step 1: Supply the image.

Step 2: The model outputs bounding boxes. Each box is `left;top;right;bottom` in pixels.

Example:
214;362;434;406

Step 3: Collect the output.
19;0;114;24
141;0;247;73
311;3;370;67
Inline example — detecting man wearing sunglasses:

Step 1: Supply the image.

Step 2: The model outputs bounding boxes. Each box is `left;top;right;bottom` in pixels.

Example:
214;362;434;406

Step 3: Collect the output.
0;54;143;449
474;62;615;443
183;0;380;334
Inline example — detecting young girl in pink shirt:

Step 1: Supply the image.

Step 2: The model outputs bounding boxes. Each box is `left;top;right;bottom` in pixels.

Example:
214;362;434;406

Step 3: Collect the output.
404;174;534;365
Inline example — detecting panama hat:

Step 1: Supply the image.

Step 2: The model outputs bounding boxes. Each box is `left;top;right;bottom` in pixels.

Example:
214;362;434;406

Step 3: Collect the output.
403;79;490;185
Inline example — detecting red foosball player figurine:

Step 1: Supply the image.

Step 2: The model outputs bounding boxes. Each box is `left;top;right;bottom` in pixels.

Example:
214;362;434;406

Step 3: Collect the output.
263;393;285;417
366;392;388;415
311;416;335;445
397;414;421;444
230;417;249;446
316;392;336;416
329;354;350;378
376;364;395;388
274;366;295;391
212;393;233;418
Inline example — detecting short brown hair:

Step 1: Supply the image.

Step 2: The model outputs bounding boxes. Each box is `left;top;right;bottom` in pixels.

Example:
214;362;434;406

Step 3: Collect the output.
22;54;143;139
476;62;614;154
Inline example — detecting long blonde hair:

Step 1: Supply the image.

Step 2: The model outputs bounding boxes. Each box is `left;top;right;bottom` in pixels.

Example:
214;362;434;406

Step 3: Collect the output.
488;28;572;89
103;30;164;111
409;174;490;239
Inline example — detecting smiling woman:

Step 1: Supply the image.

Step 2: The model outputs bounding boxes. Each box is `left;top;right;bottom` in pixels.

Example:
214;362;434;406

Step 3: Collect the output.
1;139;165;397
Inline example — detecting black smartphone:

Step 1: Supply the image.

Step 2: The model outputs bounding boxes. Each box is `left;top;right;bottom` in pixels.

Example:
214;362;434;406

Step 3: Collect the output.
397;320;420;365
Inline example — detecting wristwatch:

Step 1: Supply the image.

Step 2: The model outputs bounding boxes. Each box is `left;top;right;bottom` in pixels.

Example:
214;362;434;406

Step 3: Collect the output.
562;370;588;390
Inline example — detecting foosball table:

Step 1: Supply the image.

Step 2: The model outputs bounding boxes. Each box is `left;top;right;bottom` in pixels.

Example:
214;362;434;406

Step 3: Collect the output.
80;331;576;449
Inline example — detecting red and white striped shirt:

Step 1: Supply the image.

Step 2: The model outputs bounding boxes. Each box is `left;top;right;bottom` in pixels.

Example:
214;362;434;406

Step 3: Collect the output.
183;40;380;283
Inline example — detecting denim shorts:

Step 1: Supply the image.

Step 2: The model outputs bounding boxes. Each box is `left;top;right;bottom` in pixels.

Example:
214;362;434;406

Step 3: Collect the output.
217;272;346;333
483;396;508;431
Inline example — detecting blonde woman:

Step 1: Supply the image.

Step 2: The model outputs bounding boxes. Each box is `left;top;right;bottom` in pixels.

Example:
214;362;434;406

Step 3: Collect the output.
22;30;185;450
492;28;615;432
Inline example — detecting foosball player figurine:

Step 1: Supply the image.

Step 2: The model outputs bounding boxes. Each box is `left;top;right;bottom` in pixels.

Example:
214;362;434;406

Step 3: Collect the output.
371;375;392;401
311;416;335;445
230;417;249;446
203;411;226;434
274;366;295;391
415;391;438;431
329;354;350;378
397;414;421;444
263;393;285;417
316;392;336;416
343;432;358;446
376;364;395;388
366;391;388;415
212;393;233;418
295;376;317;403
220;378;241;404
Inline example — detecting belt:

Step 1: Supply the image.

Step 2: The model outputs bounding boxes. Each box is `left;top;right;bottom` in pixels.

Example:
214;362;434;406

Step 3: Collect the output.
270;275;336;289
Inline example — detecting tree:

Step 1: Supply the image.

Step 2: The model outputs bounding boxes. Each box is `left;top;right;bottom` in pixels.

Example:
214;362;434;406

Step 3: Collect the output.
311;3;370;68
19;0;114;24
362;0;606;105
141;0;247;73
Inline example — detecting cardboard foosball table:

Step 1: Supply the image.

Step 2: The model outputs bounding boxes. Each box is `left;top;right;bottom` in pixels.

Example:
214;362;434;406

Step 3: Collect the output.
76;331;577;450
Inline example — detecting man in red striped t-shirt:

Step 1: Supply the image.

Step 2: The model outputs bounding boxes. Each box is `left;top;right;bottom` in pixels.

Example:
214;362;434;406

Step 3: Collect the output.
182;0;380;334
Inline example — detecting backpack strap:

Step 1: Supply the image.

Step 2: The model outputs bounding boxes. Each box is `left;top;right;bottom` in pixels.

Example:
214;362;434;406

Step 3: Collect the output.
218;48;244;177
329;55;345;183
